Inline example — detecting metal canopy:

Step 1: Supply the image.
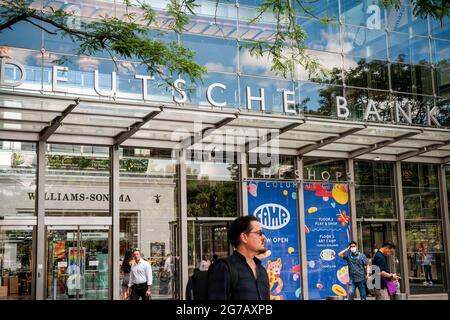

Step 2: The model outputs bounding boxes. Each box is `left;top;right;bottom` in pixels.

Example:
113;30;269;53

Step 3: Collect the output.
1;90;450;164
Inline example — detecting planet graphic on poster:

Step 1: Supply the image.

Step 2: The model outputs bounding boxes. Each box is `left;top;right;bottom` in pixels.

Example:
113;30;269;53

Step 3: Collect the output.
295;288;301;298
248;183;258;197
332;284;347;297
308;261;315;268
283;190;288;196
288;247;295;254
316;282;323;290
291;192;297;200
337;265;349;285
332;184;348;205
304;225;310;234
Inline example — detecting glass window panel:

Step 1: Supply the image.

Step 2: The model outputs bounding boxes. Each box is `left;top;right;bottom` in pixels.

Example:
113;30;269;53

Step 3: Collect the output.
240;76;295;114
430;16;450;40
389;33;431;64
296;17;341;53
402;163;440;219
435;98;450;128
297;50;343;84
239;44;280;78
45;144;110;216
341;0;386;29
432;39;450;65
294;0;339;20
0;21;42;50
181;35;237;73
447;165;450;214
189;0;237;38
0;226;34;300
406;222;446;294
390;63;434;95
355;161;395;218
345;87;391;122
342;25;387;60
119;147;179;299
297;82;343;117
187;158;238;218
0;141;36;216
303;158;347;182
344;56;389;90
386;2;429;36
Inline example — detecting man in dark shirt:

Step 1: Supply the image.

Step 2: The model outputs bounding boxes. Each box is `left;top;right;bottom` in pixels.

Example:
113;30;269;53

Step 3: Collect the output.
372;241;401;300
208;216;270;300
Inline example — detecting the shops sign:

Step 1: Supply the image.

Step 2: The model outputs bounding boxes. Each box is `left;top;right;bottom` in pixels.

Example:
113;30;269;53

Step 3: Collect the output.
0;57;444;128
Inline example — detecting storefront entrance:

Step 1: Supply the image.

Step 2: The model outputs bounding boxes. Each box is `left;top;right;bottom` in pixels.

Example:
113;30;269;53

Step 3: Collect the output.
357;221;401;274
46;225;110;300
0;226;34;300
187;220;232;275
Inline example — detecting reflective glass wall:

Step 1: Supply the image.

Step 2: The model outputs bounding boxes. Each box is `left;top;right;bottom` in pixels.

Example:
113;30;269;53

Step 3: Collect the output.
1;0;449;126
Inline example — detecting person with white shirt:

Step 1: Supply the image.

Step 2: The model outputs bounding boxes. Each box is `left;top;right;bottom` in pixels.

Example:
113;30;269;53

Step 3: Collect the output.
128;249;153;300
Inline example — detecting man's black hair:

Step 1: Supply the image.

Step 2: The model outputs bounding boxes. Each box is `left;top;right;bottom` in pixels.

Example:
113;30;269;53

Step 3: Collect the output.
349;241;357;246
228;216;258;248
381;241;396;249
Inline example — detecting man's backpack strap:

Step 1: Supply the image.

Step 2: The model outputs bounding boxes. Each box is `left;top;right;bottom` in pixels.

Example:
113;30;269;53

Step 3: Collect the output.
212;257;239;299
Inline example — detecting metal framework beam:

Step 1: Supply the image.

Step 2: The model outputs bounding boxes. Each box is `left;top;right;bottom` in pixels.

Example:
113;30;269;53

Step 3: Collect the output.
296;125;366;155
349;131;421;159
113;106;164;146
179;113;239;149
397;139;450;161
39;99;79;141
244;120;304;153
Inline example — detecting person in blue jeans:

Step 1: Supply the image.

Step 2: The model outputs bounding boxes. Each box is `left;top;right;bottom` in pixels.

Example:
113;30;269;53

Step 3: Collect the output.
338;241;369;300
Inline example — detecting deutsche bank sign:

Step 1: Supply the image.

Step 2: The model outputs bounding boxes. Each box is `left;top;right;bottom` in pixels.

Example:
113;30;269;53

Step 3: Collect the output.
253;203;291;230
0;56;444;128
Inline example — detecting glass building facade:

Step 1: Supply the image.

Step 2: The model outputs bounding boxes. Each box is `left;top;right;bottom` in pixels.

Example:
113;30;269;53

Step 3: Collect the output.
0;0;449;300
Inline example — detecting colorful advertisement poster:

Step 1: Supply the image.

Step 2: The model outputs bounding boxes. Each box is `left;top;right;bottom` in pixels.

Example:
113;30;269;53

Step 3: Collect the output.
304;183;351;300
247;180;301;300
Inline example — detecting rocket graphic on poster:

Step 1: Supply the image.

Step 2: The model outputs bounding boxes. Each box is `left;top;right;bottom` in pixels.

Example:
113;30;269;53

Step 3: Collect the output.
247;181;301;300
303;183;352;300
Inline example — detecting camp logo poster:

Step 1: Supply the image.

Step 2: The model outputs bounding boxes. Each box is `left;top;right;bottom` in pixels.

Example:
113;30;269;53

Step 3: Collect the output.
304;183;351;300
248;180;301;300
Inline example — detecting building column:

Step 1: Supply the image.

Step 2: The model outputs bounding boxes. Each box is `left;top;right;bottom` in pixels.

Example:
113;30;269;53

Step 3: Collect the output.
111;146;120;300
178;149;188;299
295;156;309;300
347;159;358;241
438;164;450;299
239;151;248;216
34;141;46;300
394;161;410;296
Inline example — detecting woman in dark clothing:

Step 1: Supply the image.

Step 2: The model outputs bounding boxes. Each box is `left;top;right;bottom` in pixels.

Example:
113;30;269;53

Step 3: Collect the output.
121;250;133;299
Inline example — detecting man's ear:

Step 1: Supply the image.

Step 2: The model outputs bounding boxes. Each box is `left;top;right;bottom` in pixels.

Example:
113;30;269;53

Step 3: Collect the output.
240;232;247;244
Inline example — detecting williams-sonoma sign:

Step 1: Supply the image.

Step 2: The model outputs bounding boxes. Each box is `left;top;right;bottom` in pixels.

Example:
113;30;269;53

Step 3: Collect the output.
0;57;445;127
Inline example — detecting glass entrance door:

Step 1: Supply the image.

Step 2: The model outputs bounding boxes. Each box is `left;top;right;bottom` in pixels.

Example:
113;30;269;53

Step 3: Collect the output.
187;221;231;276
357;221;401;274
46;225;110;300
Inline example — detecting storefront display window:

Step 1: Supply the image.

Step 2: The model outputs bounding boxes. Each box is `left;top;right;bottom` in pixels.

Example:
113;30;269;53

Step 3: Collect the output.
119;147;179;299
406;222;447;294
355;161;396;218
0;227;34;300
0;141;36;217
